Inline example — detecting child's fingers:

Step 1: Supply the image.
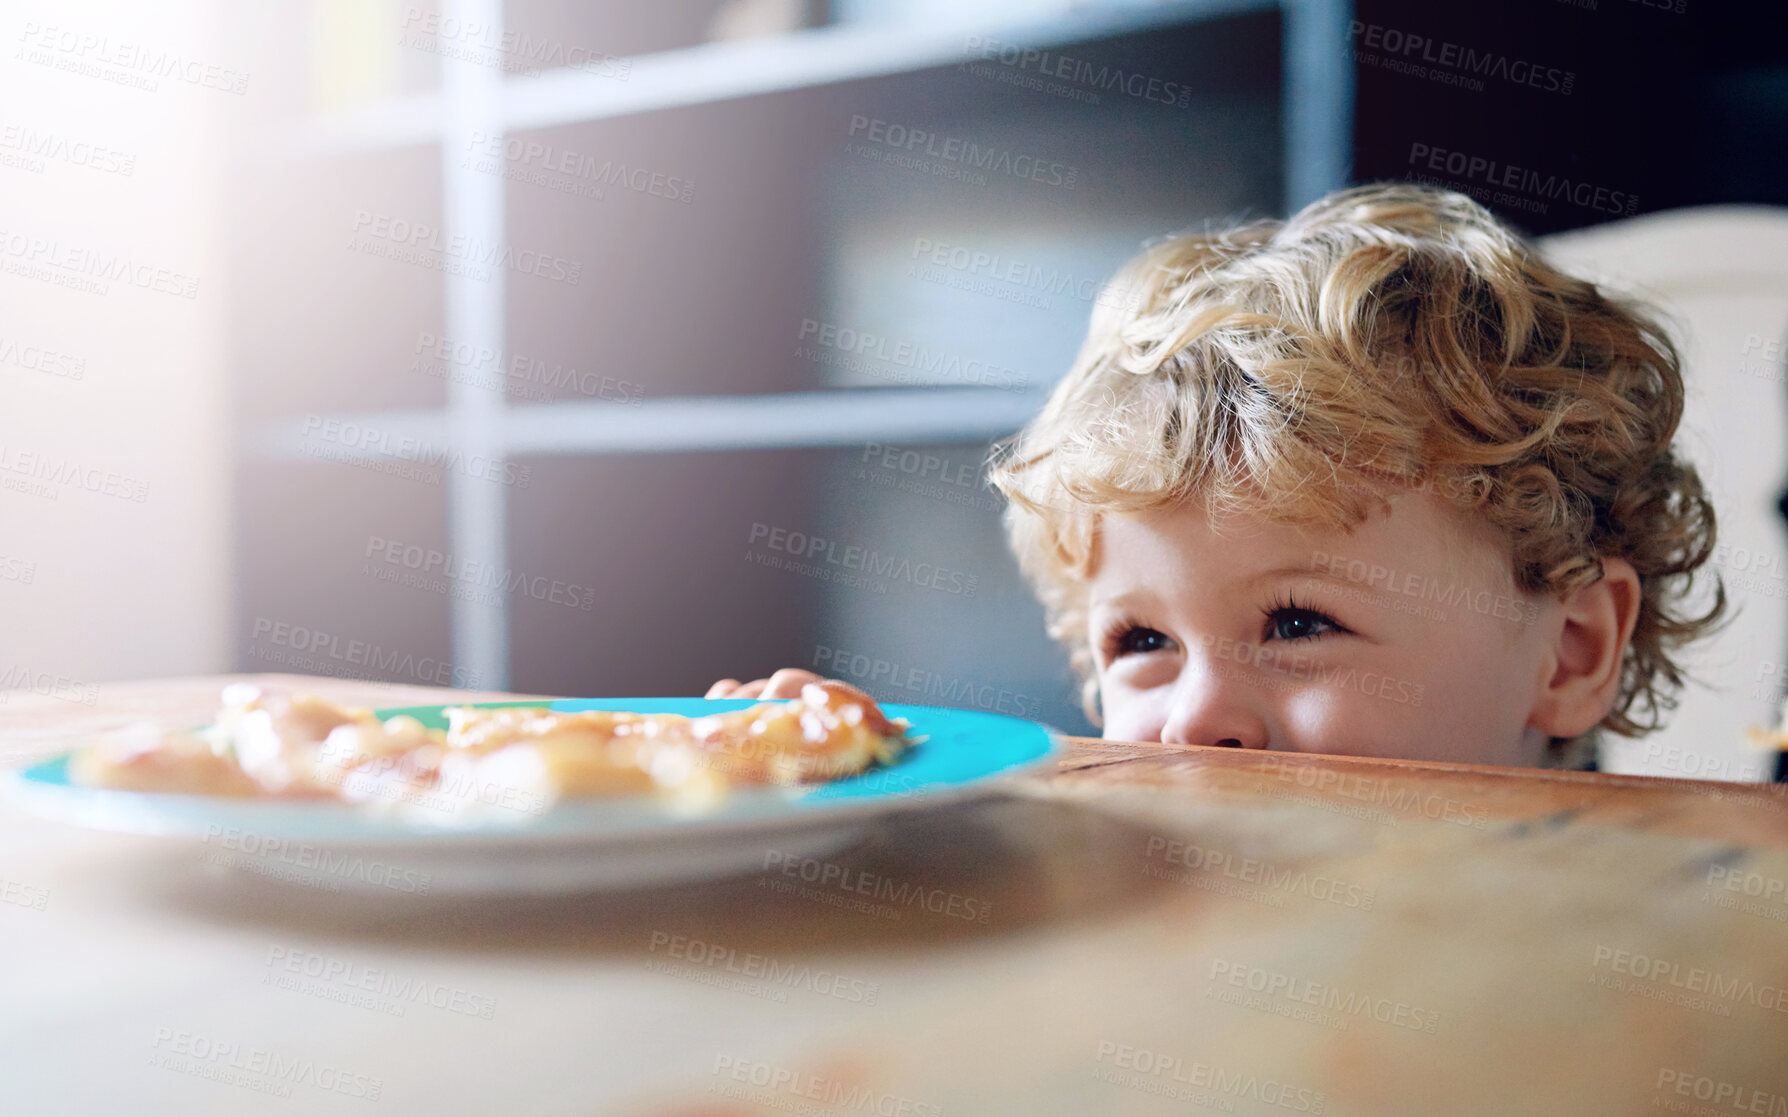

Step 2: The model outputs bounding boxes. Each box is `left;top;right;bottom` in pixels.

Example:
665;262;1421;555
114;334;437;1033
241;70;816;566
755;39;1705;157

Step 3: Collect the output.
707;671;870;703
760;668;825;699
808;678;876;705
705;678;768;698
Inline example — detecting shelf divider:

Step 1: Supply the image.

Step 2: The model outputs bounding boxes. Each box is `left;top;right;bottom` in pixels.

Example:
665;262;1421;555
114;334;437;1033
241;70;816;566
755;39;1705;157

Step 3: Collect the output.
442;0;511;691
248;388;1049;460
298;0;1280;155
1282;0;1355;212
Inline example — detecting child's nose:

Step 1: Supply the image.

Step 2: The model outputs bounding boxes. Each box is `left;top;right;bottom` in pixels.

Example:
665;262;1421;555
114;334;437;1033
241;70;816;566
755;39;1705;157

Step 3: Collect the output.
1158;665;1270;750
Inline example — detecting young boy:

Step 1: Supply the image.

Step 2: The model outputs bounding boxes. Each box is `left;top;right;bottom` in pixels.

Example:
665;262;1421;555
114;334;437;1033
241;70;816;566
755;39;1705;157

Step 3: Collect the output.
710;183;1727;770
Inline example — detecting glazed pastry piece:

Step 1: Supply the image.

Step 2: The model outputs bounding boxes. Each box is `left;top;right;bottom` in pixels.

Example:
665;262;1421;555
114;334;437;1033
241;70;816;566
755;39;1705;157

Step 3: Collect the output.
686;681;911;784
67;721;262;798
70;685;377;798
441;682;908;786
67;682;915;812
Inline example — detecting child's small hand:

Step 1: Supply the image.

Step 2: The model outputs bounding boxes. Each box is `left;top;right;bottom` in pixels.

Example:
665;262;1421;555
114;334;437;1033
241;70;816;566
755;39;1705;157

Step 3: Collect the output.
704;668;872;705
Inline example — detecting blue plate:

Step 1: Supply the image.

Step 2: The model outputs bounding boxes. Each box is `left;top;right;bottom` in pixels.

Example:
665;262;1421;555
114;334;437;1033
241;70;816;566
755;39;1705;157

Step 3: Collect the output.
3;698;1063;894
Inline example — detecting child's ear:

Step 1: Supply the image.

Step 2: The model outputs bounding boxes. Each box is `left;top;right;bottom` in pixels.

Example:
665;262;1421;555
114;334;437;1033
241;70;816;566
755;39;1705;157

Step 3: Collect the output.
1527;557;1642;739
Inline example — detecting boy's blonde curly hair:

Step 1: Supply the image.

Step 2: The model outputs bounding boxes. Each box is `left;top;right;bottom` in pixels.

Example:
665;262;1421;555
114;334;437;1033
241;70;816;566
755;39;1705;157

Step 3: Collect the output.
988;181;1727;768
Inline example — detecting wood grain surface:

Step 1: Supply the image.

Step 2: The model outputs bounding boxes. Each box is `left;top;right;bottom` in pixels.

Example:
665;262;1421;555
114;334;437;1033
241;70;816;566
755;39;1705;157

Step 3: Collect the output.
1;675;1784;1117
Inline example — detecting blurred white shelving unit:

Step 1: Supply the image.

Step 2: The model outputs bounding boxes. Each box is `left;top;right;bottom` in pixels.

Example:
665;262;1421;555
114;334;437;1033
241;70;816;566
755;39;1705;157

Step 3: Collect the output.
249;0;1355;689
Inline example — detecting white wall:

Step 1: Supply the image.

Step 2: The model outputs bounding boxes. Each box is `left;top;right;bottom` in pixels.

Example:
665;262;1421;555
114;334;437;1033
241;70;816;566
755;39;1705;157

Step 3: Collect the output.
0;0;234;697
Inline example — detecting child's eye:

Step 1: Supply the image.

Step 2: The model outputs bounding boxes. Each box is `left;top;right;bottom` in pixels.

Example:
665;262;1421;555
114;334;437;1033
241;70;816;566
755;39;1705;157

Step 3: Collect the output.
1261;593;1347;642
1107;625;1175;659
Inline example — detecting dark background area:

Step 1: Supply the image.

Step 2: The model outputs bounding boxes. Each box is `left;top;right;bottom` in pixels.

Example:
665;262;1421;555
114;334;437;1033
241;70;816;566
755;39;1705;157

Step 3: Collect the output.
1352;0;1788;234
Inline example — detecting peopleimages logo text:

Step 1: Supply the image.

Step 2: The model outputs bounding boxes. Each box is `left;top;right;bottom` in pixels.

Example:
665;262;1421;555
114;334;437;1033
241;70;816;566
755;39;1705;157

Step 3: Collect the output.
16;23;250;94
206;826;431;893
1405;143;1638;217
264;946;494;1019
1209;960;1441;1034
363;535;595;612
0;442;149;502
0;123;135;176
248;618;480;688
149;1029;380;1101
463;131;693;202
748;523;978;597
960;35;1195;108
0;227;198;298
910;236;1143;310
349;211;582;285
299;416;531;487
1348;21;1574;94
763;849;991;923
1094;1042;1327;1113
847;115;1077;188
799;319;1030;390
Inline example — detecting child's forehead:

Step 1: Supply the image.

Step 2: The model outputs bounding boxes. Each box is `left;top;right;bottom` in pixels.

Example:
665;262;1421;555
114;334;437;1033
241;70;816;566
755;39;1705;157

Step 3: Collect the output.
1088;490;1514;590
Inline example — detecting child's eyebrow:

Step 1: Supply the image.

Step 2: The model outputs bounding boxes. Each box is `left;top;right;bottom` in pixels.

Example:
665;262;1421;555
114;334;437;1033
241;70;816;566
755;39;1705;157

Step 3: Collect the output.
1239;565;1361;590
1088;589;1159;613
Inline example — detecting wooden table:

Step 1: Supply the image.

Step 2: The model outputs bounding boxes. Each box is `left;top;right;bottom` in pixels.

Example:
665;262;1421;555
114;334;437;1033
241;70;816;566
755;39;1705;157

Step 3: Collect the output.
3;675;1786;1116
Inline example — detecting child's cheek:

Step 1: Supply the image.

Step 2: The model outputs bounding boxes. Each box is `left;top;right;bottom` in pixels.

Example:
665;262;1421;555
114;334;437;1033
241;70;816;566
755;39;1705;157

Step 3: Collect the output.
1098;692;1163;744
1285;688;1383;756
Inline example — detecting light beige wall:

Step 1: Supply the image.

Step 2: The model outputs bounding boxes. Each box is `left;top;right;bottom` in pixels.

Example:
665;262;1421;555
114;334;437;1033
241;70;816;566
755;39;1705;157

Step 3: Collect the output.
0;0;233;698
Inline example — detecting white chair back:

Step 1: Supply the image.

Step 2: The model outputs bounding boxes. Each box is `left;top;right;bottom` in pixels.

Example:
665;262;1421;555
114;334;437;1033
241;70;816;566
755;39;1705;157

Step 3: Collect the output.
1540;207;1788;781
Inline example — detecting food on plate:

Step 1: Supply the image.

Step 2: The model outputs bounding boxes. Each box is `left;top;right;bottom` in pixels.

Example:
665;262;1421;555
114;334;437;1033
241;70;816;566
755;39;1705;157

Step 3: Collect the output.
67;682;915;817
